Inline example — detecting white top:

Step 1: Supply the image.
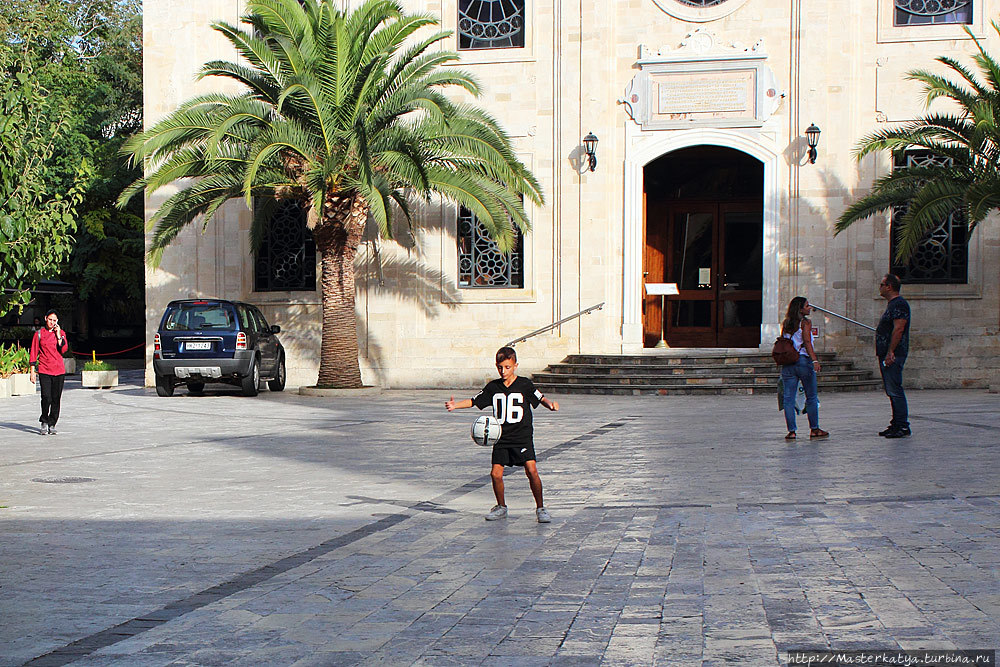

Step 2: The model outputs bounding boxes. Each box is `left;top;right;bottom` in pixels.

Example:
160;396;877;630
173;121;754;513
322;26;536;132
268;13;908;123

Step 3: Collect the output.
790;324;813;357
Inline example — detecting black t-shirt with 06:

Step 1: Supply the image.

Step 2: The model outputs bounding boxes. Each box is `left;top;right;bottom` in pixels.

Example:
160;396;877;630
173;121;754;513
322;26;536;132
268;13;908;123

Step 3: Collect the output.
472;376;544;448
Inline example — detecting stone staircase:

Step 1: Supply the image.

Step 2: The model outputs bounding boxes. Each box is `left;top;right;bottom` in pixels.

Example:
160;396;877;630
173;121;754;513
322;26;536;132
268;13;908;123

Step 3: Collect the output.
532;352;882;396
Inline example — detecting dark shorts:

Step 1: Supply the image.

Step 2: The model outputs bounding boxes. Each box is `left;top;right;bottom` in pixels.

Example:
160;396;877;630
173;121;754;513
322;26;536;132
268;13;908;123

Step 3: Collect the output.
492;444;536;467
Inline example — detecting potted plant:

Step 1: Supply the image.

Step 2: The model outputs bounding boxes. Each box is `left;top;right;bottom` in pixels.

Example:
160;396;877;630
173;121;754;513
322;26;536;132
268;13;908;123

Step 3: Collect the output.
9;345;34;395
0;344;13;398
81;358;118;388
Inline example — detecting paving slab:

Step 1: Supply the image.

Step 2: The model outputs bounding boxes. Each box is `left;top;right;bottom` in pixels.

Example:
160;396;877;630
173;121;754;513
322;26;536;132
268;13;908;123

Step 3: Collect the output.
1;373;999;665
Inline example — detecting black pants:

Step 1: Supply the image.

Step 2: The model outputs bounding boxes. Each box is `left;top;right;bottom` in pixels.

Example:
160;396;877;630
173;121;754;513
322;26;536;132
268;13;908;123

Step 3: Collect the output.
38;373;65;426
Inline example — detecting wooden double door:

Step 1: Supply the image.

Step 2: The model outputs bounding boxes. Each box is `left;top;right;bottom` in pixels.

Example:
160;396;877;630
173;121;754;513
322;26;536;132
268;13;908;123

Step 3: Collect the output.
643;200;763;348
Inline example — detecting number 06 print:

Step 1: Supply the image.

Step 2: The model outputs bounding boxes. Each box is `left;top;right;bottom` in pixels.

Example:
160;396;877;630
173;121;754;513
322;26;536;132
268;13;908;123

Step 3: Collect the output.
492;393;524;424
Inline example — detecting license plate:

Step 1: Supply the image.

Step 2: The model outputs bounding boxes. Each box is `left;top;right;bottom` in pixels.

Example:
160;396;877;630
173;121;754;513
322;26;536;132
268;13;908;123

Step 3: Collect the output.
185;341;211;351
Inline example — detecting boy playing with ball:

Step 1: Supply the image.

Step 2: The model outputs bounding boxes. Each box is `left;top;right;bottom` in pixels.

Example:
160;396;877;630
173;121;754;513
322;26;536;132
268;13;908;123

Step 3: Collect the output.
446;346;559;522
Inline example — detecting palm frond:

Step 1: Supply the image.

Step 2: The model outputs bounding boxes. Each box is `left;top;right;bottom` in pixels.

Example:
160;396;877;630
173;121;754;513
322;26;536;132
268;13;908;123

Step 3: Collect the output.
910;61;983;109
199;61;283;104
123;0;543;271
210;22;289;87
892;180;966;261
964;176;1000;228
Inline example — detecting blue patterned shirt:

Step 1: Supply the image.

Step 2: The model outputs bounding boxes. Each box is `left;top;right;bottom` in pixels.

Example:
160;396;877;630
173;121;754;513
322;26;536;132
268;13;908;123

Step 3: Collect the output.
876;296;910;359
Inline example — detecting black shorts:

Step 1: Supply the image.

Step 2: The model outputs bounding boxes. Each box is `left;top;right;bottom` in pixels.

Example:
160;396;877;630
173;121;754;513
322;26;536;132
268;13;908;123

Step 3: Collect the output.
492;444;536;467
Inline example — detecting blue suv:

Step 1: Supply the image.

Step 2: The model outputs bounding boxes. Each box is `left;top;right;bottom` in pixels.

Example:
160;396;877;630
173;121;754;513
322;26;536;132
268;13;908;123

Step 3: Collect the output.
153;299;286;397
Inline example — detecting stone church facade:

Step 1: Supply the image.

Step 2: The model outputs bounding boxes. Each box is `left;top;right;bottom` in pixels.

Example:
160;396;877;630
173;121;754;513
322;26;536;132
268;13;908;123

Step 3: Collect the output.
143;0;1000;388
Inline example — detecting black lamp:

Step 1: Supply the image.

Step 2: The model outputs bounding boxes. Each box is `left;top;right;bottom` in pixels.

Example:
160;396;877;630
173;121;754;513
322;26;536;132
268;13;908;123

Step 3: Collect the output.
805;123;821;164
583;132;598;172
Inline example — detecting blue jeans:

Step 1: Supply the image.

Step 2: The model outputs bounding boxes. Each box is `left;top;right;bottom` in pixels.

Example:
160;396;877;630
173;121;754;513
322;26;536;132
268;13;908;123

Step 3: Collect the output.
780;356;819;432
879;357;908;429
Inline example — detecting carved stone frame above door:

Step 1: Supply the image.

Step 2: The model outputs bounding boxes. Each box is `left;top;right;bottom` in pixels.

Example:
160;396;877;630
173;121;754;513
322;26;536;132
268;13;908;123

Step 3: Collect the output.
624;30;783;131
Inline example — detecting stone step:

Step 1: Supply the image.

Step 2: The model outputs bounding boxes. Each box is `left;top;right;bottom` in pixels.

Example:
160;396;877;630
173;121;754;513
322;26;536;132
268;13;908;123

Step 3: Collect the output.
532;371;874;386
531;352;880;396
562;353;836;367
533;380;883;396
542;362;860;376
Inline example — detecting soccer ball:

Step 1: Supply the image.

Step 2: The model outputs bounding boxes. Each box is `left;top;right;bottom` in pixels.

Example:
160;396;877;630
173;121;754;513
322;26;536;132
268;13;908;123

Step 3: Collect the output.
471;415;502;447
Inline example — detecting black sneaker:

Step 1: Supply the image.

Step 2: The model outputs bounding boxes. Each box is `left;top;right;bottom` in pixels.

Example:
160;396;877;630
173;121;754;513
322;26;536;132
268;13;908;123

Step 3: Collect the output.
884;427;911;439
879;426;895;437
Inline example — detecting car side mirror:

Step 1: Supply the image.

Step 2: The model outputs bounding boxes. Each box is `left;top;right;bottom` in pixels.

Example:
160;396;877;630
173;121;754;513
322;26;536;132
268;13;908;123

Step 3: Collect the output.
270;325;281;334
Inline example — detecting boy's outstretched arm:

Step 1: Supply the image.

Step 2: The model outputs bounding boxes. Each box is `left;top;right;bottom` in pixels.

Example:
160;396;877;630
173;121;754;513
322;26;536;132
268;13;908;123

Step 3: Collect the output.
446;396;474;411
541;397;559;411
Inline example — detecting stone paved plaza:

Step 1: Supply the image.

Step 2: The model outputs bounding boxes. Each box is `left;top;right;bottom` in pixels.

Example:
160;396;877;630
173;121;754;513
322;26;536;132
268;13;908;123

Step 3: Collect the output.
1;373;999;666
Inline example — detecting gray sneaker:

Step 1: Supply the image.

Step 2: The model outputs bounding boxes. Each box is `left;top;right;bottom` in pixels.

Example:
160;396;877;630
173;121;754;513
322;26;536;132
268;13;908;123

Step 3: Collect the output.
48;424;57;435
39;422;48;435
536;507;552;523
484;505;508;521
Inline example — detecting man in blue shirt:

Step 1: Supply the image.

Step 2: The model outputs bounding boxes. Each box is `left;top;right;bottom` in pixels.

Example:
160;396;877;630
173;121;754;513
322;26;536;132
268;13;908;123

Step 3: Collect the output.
876;274;911;438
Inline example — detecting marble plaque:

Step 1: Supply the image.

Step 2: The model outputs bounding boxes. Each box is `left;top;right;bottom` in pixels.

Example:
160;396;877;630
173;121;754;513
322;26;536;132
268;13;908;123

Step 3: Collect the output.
655;70;755;118
624;30;782;130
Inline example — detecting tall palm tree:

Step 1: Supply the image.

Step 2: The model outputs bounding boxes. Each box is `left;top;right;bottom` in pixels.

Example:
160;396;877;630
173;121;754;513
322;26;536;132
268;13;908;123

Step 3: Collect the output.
120;0;542;388
835;24;1000;263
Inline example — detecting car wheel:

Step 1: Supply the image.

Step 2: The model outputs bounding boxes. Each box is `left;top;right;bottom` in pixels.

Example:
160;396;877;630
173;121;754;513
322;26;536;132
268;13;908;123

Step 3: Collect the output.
187;382;205;395
241;357;260;397
267;356;286;392
155;374;175;397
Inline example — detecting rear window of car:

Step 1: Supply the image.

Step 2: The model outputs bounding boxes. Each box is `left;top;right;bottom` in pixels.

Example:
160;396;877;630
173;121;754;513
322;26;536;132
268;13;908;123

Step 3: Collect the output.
162;303;236;331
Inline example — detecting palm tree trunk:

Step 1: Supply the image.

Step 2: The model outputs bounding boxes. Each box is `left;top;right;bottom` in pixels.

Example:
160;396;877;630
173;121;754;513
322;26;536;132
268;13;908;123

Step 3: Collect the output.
313;193;368;388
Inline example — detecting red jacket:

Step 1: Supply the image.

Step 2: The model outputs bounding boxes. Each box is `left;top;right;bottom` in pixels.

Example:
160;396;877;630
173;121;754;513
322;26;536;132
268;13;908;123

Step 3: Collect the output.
30;328;69;376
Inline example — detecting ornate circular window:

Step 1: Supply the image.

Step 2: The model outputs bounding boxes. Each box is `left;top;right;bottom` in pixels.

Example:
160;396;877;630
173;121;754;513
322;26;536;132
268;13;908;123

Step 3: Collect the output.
651;0;749;22
894;0;972;24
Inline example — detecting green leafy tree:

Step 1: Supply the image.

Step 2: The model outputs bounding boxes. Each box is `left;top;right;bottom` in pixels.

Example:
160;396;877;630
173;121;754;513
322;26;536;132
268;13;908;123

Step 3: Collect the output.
836;24;1000;262
1;0;141;321
121;0;543;388
0;51;89;317
69;206;145;322
68;0;145;337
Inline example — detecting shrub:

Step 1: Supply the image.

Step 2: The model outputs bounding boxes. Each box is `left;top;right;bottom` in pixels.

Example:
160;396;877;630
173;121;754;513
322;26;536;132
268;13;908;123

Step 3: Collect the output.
83;359;115;371
9;346;29;372
0;344;28;377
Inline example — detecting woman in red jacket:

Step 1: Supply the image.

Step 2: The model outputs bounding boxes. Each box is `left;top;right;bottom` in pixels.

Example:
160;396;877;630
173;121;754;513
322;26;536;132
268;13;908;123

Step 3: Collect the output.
29;310;69;435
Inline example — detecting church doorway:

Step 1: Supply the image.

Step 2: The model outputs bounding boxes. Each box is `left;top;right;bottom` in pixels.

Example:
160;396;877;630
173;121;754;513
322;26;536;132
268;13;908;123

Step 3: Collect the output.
642;146;764;348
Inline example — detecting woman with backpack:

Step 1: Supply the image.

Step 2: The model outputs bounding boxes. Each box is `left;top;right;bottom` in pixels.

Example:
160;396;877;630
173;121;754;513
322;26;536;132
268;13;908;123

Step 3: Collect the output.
779;297;829;441
29;310;69;435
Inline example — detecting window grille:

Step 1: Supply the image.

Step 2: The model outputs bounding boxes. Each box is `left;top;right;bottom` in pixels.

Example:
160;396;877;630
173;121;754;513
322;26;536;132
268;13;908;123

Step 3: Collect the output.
890;151;968;284
457;207;524;288
674;0;730;6
894;0;972;25
458;0;525;50
254;200;317;292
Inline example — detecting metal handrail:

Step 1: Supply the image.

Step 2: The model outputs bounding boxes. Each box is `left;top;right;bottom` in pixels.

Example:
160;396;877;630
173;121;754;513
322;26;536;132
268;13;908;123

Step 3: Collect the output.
812;305;876;332
506;302;605;347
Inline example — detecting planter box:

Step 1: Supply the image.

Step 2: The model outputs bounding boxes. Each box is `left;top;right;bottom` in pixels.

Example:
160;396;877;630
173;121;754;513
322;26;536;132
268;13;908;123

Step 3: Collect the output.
64;357;76;374
0;377;11;399
81;370;118;389
10;373;34;395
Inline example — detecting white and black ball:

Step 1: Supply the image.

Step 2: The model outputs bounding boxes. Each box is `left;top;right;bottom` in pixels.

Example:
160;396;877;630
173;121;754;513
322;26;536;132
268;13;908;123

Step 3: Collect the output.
471;415;502;447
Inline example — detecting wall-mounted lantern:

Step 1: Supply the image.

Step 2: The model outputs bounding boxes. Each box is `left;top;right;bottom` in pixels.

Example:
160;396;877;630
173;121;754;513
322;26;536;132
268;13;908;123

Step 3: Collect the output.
805;123;821;164
583;132;598;172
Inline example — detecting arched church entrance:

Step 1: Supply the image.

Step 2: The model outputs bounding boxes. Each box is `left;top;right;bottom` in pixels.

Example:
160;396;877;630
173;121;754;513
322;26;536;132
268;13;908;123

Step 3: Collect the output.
642;146;764;348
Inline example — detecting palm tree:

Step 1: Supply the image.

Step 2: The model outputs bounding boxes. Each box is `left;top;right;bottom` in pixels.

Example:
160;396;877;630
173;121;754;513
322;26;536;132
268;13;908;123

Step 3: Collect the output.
120;0;543;388
835;24;1000;263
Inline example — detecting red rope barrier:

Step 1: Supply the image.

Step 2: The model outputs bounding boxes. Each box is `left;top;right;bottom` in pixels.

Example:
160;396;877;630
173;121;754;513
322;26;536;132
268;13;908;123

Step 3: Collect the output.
70;342;146;358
